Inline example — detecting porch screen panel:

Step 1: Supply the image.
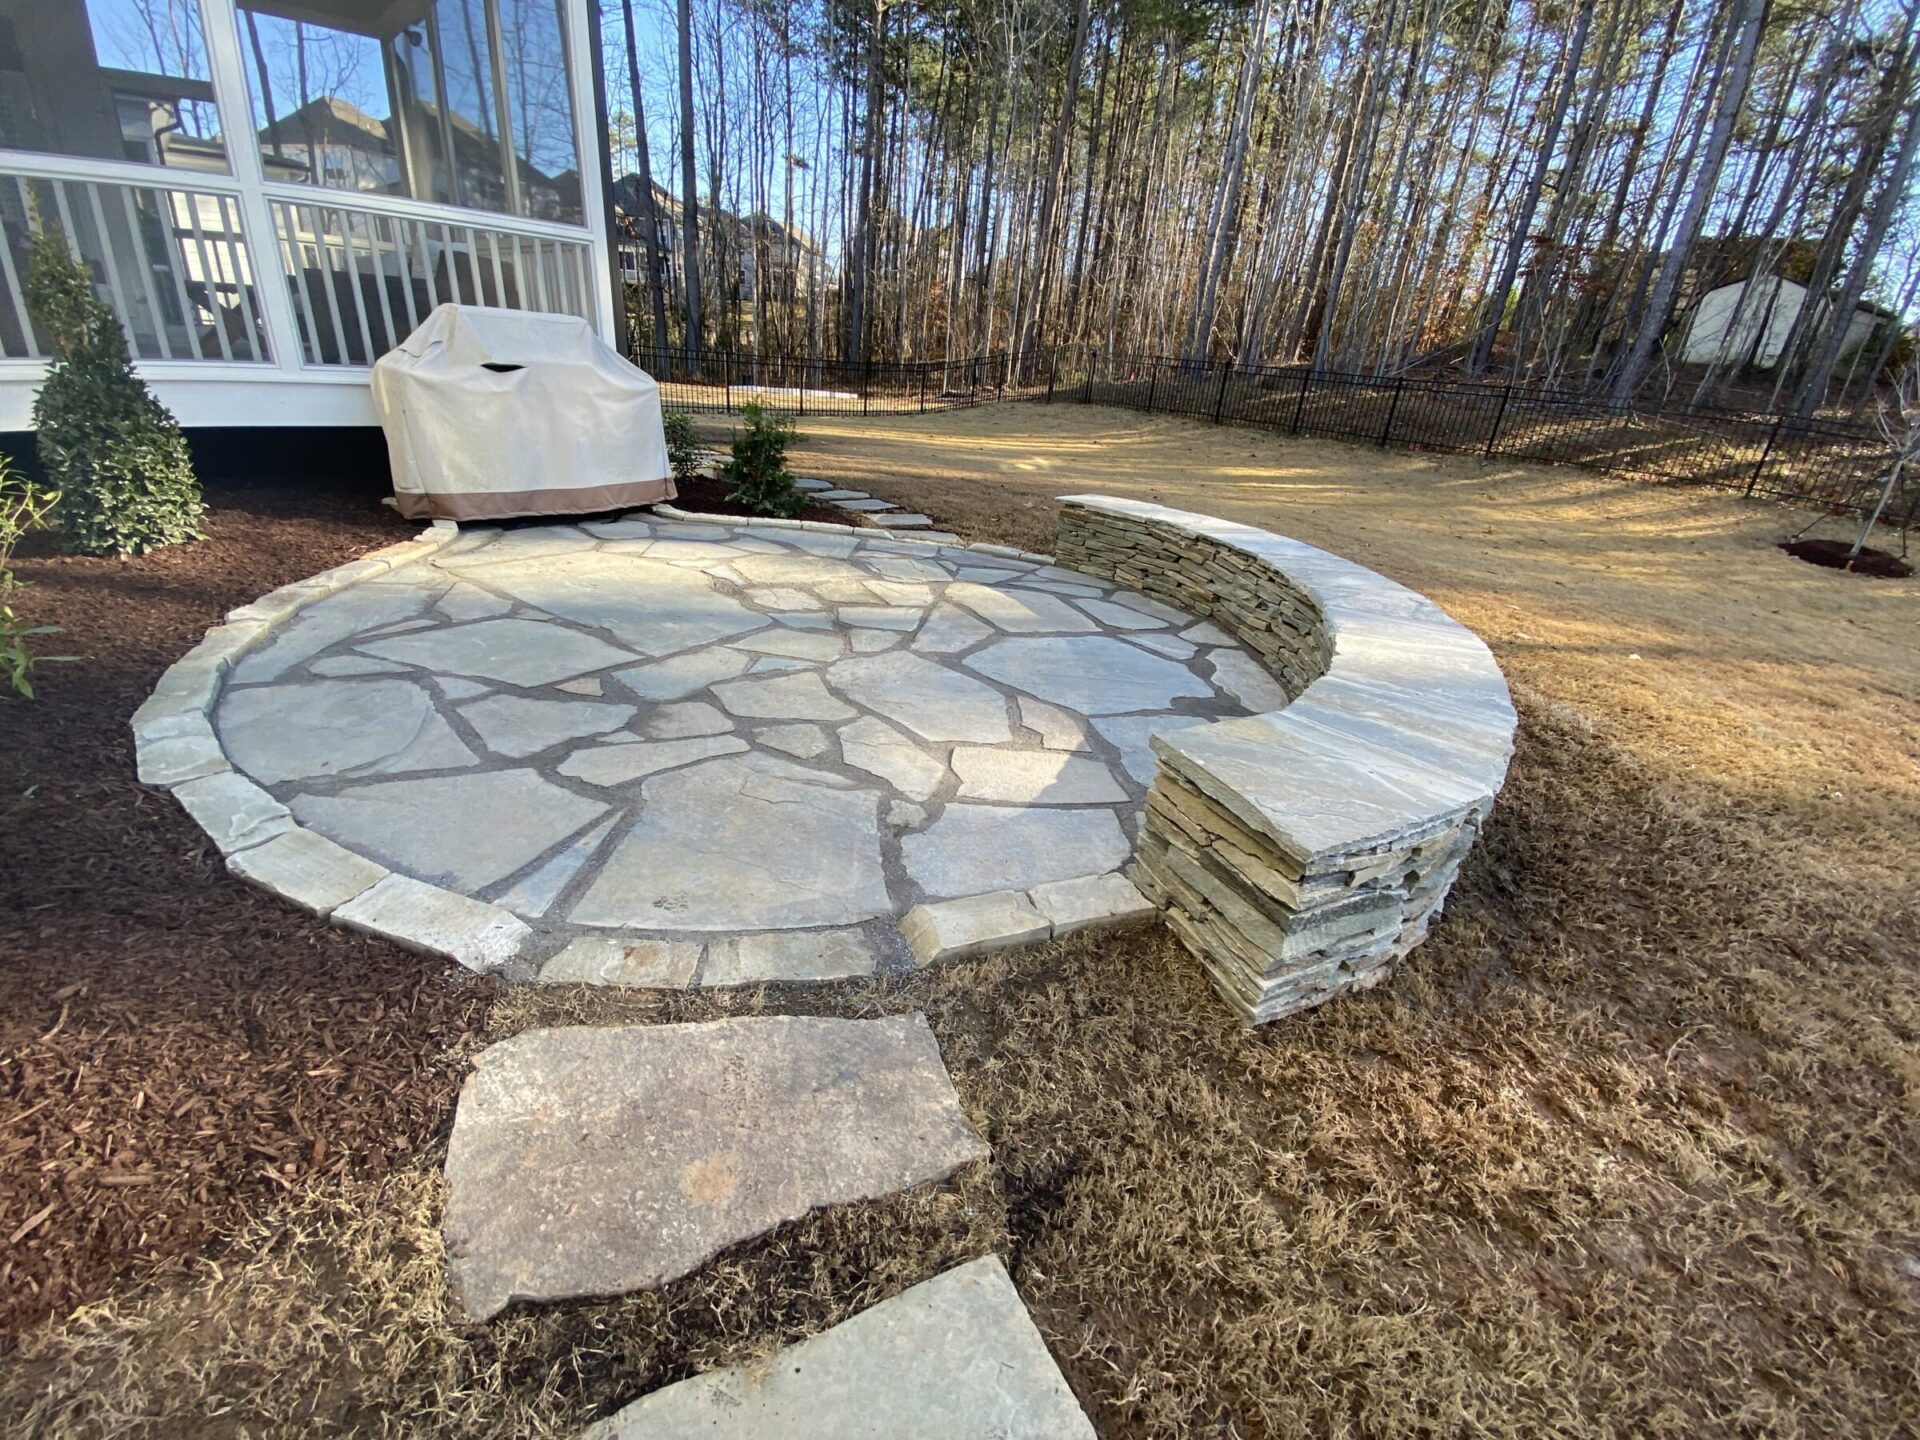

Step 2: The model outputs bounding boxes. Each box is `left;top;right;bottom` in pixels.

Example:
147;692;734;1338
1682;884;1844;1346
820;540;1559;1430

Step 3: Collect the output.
239;0;581;224
0;173;269;362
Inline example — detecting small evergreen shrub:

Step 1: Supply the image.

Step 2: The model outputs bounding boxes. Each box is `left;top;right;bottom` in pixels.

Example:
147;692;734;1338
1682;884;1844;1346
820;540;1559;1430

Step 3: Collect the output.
27;233;203;557
722;402;801;517
661;408;704;484
0;457;65;699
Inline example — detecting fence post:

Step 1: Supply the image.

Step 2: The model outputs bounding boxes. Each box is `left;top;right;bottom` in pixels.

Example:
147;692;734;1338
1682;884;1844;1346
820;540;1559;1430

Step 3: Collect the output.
862;361;869;418
919;363;927;413
1484;384;1512;459
1290;368;1310;434
797;355;806;419
1380;375;1405;447
722;349;731;412
1085;348;1096;404
1146;362;1157;414
1746;417;1783;496
1213;364;1232;423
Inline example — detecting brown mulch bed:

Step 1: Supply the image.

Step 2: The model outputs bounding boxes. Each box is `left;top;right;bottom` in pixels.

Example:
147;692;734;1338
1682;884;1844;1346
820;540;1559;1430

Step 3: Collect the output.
669;472;862;527
0;477;495;1344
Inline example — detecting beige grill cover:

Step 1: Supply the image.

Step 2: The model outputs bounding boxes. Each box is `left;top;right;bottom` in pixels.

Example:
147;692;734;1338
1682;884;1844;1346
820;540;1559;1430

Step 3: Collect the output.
372;304;675;521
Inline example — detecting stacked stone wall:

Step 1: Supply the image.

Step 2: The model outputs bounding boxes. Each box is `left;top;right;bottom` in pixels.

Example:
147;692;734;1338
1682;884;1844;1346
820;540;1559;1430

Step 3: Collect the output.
1055;495;1516;1024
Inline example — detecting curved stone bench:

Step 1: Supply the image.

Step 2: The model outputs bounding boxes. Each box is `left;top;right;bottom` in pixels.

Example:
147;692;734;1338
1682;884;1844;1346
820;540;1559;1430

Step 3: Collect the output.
1054;495;1516;1024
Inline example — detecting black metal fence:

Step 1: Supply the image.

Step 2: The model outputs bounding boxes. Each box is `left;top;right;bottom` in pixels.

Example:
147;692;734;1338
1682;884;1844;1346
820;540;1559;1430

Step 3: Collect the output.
633;341;1906;524
637;348;1050;417
1055;349;1905;524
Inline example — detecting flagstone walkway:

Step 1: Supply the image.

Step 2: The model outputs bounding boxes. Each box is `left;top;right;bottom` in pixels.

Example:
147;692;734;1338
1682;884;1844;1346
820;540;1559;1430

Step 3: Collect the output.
204;512;1274;984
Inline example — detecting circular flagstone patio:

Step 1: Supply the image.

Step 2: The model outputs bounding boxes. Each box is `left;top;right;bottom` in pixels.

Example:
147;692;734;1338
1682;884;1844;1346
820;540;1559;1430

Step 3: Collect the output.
207;512;1286;984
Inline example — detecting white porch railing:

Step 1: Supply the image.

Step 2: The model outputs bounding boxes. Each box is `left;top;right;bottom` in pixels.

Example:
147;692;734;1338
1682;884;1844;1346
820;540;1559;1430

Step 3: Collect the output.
268;197;597;367
0;162;599;377
0;171;270;365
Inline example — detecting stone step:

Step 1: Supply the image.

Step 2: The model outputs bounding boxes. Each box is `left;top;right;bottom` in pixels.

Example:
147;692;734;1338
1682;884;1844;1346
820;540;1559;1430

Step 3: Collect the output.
832;497;897;512
814;489;869;501
582;1256;1094;1439
791;476;833;491
870;513;935;528
442;1014;987;1322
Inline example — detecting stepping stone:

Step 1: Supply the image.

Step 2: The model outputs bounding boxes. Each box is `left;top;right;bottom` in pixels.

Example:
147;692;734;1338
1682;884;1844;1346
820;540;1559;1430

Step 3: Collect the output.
950;746;1128;804
946;583;1097;635
792;476;833;491
459;694;637;758
220;678;476;783
583;1256;1092;1439
571;752;888;930
357;618;637;687
965;635;1212;715
869;513;934;529
825;652;1012;743
834;498;897;513
291;770;608;891
839;716;946;801
443;1014;986;1321
904;805;1131;898
815;489;869;501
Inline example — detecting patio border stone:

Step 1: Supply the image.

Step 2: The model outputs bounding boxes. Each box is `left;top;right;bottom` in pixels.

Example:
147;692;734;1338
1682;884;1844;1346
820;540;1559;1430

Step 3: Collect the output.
1053;494;1517;1024
130;521;542;978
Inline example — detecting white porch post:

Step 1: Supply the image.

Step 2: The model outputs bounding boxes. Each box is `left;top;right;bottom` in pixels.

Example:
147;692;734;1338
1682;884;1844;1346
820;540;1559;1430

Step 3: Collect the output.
564;0;620;340
198;0;310;376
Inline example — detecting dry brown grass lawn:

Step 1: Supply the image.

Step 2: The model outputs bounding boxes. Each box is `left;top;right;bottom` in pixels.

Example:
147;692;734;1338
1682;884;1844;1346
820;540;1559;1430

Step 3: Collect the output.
6;407;1918;1438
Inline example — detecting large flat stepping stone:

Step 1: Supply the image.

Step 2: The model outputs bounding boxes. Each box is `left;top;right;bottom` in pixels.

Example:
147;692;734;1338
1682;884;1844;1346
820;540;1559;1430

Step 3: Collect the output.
444;1015;987;1322
584;1256;1092;1438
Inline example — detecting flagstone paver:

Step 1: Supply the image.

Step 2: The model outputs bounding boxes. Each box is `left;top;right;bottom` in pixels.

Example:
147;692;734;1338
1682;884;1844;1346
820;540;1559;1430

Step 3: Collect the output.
442;1015;986;1321
200;513;1270;983
583;1256;1093;1439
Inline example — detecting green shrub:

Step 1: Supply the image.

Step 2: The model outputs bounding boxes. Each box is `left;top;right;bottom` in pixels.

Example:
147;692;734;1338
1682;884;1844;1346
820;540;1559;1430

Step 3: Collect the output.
661;408;704;484
0;457;65;699
27;233;203;557
721;402;801;518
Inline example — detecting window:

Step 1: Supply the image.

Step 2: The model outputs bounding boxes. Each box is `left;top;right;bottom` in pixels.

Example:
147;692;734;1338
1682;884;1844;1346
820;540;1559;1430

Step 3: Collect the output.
239;0;581;224
0;0;228;171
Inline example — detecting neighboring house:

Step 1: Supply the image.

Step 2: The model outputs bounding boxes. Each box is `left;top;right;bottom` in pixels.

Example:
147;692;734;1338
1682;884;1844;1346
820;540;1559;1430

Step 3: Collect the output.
610;172;825;331
1679;274;1891;370
0;0;614;433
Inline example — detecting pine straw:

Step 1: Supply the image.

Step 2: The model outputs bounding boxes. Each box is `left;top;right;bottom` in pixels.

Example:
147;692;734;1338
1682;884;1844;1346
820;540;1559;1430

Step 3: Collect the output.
6;687;1917;1437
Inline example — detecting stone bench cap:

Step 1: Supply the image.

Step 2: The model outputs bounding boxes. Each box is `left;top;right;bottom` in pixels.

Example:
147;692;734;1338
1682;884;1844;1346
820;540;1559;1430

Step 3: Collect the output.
1057;494;1516;865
